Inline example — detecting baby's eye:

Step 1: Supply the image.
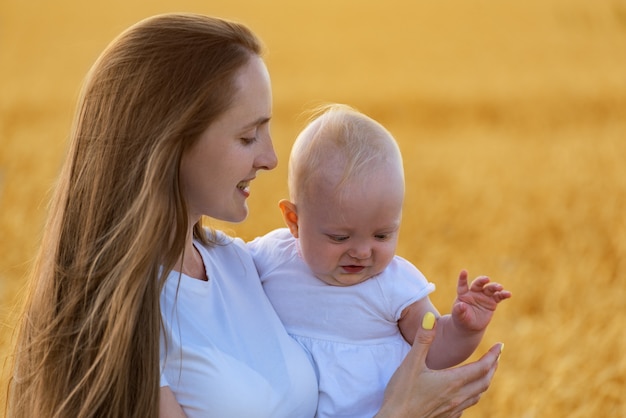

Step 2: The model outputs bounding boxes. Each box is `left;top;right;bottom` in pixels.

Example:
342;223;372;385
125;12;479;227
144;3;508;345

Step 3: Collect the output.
328;235;349;242
374;234;391;241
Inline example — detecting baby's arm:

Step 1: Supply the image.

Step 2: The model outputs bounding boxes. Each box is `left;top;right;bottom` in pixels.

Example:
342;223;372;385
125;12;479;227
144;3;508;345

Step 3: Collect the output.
398;270;511;370
399;298;472;369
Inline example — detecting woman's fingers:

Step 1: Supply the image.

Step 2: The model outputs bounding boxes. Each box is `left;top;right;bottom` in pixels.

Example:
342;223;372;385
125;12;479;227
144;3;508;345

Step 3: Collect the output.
406;312;437;367
436;343;502;417
457;342;502;388
378;316;503;418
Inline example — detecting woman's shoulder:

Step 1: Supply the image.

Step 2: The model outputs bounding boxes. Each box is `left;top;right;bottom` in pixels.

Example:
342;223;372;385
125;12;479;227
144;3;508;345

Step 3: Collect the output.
193;228;261;283
195;228;249;257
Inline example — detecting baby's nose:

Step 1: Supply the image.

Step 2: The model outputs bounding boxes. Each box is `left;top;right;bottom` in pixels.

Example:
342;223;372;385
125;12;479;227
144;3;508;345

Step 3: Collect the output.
348;245;371;260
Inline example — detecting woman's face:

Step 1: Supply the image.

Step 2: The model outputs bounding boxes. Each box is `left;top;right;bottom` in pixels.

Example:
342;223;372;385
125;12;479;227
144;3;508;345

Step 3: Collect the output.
180;56;277;224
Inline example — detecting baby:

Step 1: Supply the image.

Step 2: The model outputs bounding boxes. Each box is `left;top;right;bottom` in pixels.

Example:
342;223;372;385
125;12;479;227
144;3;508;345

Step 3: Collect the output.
248;104;511;418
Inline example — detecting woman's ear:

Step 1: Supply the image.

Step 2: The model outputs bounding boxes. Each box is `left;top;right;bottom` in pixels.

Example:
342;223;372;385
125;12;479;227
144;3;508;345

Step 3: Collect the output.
279;199;299;238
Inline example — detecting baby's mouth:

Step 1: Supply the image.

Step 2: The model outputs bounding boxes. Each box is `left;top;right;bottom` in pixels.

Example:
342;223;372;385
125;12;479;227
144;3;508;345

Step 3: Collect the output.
342;265;365;273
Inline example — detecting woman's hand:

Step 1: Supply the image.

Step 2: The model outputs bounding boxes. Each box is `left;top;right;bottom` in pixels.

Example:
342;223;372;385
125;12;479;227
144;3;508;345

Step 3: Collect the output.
376;312;503;418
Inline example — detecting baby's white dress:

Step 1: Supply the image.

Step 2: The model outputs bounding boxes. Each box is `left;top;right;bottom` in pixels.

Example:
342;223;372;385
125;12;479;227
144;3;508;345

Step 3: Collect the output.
248;228;435;418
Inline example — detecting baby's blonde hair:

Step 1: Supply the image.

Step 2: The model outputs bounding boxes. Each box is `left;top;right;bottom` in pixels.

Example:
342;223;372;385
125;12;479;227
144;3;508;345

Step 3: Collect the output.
288;104;404;205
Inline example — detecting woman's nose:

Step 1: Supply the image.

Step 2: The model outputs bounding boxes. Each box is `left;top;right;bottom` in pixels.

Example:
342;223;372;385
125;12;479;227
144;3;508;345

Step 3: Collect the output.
256;135;278;171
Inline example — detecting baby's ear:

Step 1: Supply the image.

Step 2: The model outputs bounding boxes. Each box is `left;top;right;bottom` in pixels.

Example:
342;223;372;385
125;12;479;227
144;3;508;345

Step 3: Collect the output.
279;199;299;238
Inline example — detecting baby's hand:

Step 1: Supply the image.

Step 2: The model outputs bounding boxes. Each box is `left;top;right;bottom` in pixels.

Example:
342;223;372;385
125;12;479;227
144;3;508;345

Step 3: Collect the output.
451;270;511;332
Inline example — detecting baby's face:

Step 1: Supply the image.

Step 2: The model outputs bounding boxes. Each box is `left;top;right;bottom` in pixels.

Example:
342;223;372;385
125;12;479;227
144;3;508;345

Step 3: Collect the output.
296;167;404;286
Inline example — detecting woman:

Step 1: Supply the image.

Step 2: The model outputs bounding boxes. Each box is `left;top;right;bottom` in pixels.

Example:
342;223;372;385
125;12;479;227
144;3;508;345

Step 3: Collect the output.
7;13;503;418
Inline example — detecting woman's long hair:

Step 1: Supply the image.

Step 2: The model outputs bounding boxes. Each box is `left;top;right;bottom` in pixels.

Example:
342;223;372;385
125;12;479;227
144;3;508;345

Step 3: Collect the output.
7;13;262;417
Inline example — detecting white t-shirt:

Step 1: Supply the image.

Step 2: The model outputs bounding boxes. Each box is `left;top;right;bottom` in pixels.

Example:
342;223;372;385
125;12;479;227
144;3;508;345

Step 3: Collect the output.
160;231;318;418
248;228;436;418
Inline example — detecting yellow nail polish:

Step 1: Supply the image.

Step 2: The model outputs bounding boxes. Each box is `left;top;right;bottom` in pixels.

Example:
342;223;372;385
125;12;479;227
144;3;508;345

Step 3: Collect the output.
422;312;436;330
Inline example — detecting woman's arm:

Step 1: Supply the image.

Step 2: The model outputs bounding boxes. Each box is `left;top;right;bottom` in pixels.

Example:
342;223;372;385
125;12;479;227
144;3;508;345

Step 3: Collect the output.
378;312;503;418
159;386;187;418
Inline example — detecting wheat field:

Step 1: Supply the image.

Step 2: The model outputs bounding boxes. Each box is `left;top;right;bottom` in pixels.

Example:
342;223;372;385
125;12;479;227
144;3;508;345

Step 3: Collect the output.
1;0;625;416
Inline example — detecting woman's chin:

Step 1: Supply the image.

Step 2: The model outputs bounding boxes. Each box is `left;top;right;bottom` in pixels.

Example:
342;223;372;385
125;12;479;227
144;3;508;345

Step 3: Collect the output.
221;207;249;224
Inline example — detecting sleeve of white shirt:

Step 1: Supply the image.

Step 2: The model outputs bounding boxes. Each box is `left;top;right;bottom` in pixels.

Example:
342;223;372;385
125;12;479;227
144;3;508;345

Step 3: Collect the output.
378;256;436;321
247;228;294;279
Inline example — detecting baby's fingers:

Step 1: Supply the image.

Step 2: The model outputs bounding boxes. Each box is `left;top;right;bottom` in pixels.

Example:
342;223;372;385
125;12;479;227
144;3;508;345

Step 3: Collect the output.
455;270;471;297
480;282;503;295
469;276;491;292
494;289;513;302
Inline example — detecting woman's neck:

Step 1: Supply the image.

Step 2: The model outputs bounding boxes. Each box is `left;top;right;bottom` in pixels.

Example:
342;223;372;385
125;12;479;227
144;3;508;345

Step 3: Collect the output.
179;235;208;281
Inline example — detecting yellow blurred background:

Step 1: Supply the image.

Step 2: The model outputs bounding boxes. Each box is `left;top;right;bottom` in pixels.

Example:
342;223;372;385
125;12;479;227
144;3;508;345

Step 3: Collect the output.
1;0;625;416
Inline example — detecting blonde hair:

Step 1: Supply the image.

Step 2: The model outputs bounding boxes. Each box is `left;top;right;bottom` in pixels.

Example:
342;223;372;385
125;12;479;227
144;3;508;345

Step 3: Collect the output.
288;104;404;204
7;13;262;418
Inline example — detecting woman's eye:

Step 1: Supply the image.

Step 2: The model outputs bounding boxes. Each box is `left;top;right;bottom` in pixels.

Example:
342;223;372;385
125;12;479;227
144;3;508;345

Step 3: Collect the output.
240;137;257;145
